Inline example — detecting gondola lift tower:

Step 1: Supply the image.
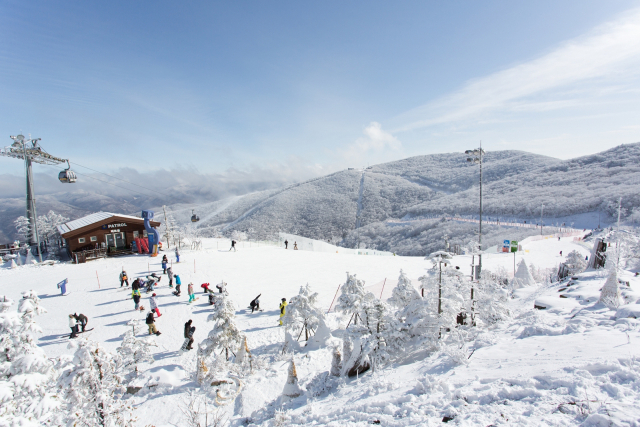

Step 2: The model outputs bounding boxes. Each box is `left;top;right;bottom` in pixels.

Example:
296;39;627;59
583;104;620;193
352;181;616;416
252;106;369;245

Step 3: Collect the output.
0;134;76;262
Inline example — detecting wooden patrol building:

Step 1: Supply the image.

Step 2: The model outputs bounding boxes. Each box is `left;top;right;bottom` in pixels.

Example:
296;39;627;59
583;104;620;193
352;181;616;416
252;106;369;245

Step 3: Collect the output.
57;212;161;260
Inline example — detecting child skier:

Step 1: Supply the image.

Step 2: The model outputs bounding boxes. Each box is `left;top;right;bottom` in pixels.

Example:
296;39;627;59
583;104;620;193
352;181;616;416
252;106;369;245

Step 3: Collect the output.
120;270;129;287
149;293;161;317
250;294;261;313
167;267;174;288
132;287;141;310
146;311;161;335
68;314;78;338
188;282;195;303
279;298;287;325
183;319;195;350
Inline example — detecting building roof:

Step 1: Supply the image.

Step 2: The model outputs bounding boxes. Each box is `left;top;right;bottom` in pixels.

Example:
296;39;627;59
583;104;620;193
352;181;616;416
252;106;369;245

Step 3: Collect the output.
57;212;159;236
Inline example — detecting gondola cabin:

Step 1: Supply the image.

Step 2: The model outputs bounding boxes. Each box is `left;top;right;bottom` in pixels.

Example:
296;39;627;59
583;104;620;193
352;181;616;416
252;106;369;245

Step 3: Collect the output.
191;209;199;222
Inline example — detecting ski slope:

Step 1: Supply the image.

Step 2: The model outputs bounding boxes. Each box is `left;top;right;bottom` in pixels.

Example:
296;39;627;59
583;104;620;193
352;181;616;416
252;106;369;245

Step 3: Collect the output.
1;235;639;426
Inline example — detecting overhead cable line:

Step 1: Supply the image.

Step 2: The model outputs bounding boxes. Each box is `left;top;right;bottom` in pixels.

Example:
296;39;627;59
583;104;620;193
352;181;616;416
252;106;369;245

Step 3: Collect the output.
68;161;166;196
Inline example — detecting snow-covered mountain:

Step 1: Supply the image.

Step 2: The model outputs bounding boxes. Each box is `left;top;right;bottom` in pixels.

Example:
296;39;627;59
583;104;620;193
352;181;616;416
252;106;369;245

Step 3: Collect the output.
162;143;640;255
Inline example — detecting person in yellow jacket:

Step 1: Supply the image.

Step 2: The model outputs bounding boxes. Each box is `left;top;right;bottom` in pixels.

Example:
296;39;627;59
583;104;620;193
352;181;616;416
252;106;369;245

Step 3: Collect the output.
279;298;287;325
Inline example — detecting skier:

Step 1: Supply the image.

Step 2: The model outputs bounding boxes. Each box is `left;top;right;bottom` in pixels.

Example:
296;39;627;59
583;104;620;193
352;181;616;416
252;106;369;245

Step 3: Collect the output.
216;282;227;294
120;270;129;287
149;293;161;317
250;294;261;313
68;314;78;339
293;242;298;250
132;287;141;310
74;313;88;332
162;257;168;274
230;240;237;252
184;319;195;350
279;298;287;325
175;247;180;263
167;267;174;288
284;239;288;249
146;311;161;336
188;282;195;303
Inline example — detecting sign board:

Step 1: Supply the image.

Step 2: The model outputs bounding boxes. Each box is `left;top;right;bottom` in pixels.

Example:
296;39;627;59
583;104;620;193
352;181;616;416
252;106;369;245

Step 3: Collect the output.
510;240;519;253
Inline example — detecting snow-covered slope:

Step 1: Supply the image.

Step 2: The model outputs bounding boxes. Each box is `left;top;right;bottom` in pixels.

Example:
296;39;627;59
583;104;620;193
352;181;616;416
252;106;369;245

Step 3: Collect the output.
2;233;639;425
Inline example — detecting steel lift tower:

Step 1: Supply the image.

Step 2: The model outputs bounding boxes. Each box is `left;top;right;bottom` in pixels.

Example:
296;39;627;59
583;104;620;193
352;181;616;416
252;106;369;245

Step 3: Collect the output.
0;134;75;262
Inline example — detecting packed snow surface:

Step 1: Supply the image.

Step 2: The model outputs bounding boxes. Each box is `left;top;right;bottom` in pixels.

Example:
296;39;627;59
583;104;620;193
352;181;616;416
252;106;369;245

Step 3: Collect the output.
2;235;639;426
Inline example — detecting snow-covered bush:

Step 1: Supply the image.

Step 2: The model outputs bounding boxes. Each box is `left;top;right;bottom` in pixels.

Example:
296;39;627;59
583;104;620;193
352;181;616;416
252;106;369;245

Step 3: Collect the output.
600;271;621;309
335;272;366;324
117;319;156;382
282;284;327;343
561;250;587;276
0;291;60;424
474;276;511;326
58;339;133;427
511;259;536;289
393;270;437;340
199;294;244;361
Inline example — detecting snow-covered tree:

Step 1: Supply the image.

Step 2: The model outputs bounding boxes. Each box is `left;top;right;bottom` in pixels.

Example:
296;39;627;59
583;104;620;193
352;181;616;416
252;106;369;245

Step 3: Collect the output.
0;291;60;425
282;284;326;342
335;272;366;324
199;294;244;361
600;271;621;310
37;211;69;243
235;337;252;370
117;319;156;382
474;274;511;326
511;259;536;289
280;359;303;403
58;339;134;427
562;250;587;276
388;270;420;310
392;270;437;340
14;216;31;243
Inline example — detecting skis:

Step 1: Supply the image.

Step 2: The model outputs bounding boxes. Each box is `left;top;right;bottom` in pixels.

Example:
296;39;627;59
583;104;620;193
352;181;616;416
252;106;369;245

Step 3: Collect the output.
67;327;94;338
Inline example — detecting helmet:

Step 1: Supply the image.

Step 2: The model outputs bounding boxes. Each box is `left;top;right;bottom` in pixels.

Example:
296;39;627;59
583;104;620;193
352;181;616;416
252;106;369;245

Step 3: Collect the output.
152;293;157;296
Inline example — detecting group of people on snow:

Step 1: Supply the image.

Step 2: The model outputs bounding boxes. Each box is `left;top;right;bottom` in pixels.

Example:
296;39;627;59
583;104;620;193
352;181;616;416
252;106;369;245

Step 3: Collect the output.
68;313;88;338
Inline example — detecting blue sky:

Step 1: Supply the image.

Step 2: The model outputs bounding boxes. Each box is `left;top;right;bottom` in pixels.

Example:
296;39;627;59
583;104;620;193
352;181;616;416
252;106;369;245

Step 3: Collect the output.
1;1;640;193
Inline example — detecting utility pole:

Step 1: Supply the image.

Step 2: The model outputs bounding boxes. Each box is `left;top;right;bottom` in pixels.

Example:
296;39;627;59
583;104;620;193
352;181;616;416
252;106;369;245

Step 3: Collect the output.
616;197;622;271
464;143;484;278
540;204;544;236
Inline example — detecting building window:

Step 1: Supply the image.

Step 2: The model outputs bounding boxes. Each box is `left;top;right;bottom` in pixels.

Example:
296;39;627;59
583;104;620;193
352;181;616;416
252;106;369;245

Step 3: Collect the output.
90;236;97;242
78;238;86;244
133;231;139;238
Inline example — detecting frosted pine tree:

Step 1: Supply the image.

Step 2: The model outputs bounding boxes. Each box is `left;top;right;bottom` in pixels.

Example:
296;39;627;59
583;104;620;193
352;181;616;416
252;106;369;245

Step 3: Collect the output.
335;272;366;325
511;259;536;289
563;250;587;276
391;271;437;340
388;270;420;310
59;339;134;427
199;293;244;361
600;271;621;310
474;274;511;326
117;319;156;382
0;291;60;424
282;284;326;342
14;216;31;243
280;359;303;403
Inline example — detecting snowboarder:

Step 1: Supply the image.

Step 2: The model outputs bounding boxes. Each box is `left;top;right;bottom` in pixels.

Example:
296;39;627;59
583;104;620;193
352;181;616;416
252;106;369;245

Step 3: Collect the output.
131;278;140;291
162;257;168;274
293;242;298;250
230;240;237;252
201;282;212;294
183;319;195;350
208;293;215;305
146;274;161;292
149;293;161;317
146;311;161;335
216;282;227;294
167;267;174;288
120;270;129;287
188;282;195;303
173;282;182;297
68;314;78;339
132;287;141;310
560;250;563;257
284;240;288;249
175;247;180;263
74;313;88;332
279;298;287;325
250;294;261;313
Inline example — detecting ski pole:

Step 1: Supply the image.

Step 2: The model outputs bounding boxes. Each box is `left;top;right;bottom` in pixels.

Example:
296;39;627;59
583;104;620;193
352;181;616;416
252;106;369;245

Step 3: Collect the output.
379;278;387;300
96;271;101;289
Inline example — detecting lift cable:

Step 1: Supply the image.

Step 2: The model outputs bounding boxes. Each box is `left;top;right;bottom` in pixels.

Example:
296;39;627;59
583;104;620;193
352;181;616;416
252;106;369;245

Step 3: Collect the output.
68;161;166;196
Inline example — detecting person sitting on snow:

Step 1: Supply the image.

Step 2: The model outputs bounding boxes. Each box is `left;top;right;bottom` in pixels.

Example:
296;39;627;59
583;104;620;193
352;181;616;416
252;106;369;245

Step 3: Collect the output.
250;294;261;313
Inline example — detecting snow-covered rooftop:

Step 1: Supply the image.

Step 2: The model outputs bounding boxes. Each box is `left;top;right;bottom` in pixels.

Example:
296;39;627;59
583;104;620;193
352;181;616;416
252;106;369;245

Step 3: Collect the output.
57;212;145;235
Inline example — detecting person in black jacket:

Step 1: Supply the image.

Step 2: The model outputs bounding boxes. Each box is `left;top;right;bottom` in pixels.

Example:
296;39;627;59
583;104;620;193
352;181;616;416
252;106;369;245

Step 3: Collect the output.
74;313;88;332
146;312;161;335
250;294;261;313
184;319;195;350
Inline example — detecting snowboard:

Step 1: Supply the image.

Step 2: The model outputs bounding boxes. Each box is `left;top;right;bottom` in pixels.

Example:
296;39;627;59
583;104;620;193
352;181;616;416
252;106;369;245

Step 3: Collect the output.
180;338;191;352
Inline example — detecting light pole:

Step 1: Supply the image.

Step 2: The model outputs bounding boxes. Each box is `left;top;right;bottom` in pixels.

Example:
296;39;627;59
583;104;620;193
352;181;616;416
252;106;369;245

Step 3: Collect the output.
465;144;485;279
540;203;544;236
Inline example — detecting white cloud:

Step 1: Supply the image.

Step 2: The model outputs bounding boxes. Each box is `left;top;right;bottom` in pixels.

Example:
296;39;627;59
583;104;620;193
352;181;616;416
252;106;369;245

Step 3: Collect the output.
391;7;640;133
342;122;402;163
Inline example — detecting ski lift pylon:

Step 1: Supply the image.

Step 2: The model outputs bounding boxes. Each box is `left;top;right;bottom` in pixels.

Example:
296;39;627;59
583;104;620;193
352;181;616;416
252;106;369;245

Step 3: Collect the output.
58;160;77;183
191;209;199;223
